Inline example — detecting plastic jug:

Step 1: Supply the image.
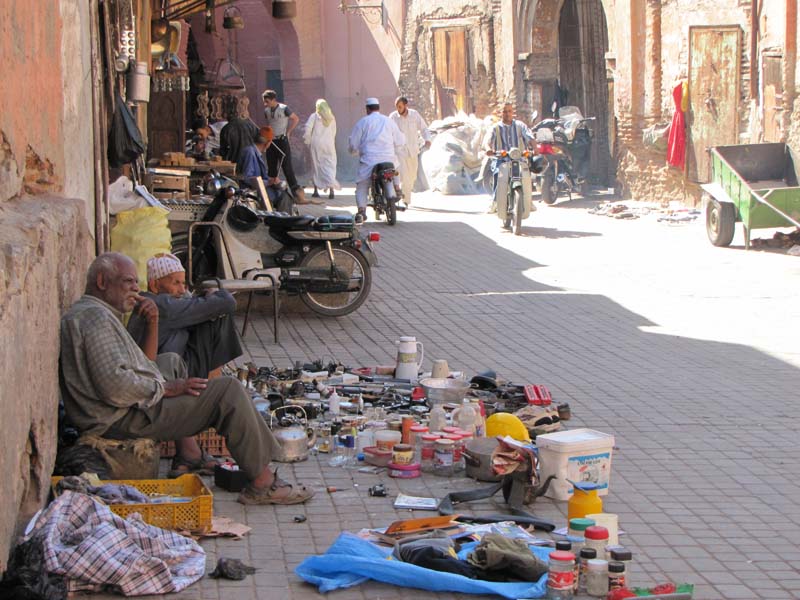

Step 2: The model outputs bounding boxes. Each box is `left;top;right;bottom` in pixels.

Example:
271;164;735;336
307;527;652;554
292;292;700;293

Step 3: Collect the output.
452;399;478;435
568;480;603;521
428;405;447;433
395;336;424;382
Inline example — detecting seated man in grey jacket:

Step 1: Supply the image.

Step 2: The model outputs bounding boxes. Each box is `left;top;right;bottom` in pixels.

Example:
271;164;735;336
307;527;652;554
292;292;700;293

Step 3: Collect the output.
128;253;242;380
61;252;313;505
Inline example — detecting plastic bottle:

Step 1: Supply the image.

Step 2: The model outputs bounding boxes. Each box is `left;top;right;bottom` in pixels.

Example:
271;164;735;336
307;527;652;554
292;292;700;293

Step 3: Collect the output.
555;541;580;593
428;404;447;433
328;391;341;418
567;481;603;521
455;399;478;435
583;526;609;560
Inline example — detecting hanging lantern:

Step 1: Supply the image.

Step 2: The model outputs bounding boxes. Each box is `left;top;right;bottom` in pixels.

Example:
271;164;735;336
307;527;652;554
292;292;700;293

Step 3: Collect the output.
272;0;297;19
223;5;244;29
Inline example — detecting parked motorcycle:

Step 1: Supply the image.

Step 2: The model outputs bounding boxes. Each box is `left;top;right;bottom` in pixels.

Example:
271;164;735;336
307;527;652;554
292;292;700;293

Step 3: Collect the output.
368;162;404;225
532;106;595;204
172;185;378;317
489;147;535;235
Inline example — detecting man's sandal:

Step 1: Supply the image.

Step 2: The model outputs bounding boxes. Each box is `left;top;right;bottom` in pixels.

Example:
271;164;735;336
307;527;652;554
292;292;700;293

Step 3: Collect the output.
168;451;221;478
236;472;315;505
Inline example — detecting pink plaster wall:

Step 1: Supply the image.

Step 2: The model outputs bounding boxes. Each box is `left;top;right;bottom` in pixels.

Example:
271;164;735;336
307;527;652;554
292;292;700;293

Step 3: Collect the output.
0;1;66;198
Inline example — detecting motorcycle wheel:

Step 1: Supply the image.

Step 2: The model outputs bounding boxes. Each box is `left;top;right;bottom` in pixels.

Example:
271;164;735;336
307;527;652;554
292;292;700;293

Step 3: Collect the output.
541;170;557;205
299;246;372;316
385;199;397;226
513;187;524;236
171;232;216;287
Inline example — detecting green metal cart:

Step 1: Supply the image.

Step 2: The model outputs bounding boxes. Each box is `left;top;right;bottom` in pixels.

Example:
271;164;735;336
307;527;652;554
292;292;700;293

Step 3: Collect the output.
702;143;800;249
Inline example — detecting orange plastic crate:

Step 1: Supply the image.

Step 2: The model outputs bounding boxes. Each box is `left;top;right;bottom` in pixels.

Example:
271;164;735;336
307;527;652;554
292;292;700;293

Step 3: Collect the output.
159;428;231;458
51;474;213;532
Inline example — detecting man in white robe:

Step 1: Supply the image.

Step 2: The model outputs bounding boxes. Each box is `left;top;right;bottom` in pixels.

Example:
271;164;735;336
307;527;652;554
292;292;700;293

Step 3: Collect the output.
389;96;431;205
348;97;406;223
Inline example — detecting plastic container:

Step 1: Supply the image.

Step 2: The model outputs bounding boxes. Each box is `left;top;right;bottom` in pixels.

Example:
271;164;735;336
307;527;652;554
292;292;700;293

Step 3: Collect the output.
585;513;619;546
607;560;626;591
52;474;211;532
578;547;597;594
555;542;579;593
392;443;414;465
409;424;429;461
374;429;402;451
363;445;393;467
428;405;447;432
535;428;615;500
420;433;439;472
585;558;608;597
607;546;632;583
387;461;422;479
452;399;478;435
567;481;603;520
584;526;609;558
546;550;575;599
433;438;455;476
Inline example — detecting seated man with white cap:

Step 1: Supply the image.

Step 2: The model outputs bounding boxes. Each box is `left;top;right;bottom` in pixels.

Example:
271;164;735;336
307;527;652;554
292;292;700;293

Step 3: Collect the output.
348;96;406;223
126;252;245;477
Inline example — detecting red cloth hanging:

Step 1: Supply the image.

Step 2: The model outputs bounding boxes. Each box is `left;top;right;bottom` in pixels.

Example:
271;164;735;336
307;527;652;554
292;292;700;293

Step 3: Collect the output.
666;81;686;169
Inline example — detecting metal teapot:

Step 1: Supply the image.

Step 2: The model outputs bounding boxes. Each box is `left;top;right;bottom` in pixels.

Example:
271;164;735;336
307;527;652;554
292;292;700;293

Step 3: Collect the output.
270;406;316;462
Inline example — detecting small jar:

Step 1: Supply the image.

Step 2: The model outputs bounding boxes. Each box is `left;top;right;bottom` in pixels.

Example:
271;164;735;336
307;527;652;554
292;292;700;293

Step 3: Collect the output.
442;426;461;435
583;525;609;558
567;517;594;556
444;433;464;471
546;550;575;599
607;560;626;591
409;424;429;462
578;547;597;594
392;443;414;465
555;541;579;593
420;433;439;472
433;438;455;476
607;546;632;584
585;558;608;597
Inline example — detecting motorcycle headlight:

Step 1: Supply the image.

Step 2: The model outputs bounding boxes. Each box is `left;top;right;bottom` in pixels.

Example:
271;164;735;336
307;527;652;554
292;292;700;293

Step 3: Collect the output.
509;147;522;160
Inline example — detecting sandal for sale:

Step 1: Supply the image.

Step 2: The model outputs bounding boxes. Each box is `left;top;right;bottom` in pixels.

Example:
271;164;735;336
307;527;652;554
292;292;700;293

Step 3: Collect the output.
169;451;221;478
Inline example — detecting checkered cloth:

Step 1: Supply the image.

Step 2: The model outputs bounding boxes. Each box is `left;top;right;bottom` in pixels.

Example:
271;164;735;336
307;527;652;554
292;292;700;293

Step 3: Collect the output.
28;491;205;595
60;295;166;435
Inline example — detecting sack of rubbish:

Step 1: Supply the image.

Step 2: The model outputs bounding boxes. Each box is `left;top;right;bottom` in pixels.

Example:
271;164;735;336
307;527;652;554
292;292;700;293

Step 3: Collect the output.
422;112;494;195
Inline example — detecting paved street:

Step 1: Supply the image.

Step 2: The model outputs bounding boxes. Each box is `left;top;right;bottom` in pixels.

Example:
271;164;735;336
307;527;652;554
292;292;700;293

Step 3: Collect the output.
124;188;799;600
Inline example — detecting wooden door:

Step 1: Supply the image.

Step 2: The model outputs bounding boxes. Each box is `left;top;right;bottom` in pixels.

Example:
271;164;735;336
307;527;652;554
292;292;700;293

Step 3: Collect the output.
687;26;741;182
762;54;783;142
147;89;186;161
433;28;468;119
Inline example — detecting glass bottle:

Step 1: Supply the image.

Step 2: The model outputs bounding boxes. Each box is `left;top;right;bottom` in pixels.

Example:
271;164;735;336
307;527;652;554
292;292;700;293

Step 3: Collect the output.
420;433;439;472
578;547;597;594
585;558;608;597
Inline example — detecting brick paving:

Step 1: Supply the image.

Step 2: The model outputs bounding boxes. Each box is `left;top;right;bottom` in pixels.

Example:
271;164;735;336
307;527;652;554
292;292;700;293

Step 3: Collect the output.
100;188;800;600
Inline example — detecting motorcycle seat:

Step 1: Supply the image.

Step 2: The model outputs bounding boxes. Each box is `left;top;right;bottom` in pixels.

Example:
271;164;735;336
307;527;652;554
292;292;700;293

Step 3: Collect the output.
262;213;316;229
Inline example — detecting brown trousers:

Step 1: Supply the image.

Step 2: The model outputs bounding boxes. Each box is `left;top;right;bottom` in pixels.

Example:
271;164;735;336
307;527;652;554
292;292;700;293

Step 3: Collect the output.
106;353;280;480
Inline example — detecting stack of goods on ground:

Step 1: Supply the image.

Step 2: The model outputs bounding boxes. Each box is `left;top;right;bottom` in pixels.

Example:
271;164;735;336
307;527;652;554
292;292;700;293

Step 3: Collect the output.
422;112;494;195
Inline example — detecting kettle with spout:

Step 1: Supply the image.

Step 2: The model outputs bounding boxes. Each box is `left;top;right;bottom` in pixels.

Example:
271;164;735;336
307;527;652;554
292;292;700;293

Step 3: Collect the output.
395;336;424;382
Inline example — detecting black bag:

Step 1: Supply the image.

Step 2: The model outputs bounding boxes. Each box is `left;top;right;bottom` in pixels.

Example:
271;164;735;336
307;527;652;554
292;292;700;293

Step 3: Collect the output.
107;93;145;167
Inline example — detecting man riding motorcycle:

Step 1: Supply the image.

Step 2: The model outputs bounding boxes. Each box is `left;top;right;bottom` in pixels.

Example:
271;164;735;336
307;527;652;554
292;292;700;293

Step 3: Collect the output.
348;97;406;224
483;103;535;214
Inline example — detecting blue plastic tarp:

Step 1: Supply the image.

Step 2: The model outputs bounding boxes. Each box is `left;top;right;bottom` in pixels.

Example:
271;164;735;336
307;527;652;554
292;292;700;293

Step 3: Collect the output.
295;532;549;598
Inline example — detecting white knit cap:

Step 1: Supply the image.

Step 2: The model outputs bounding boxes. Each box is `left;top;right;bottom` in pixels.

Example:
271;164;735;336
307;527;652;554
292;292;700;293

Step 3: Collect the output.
147;252;185;281
365;97;380;106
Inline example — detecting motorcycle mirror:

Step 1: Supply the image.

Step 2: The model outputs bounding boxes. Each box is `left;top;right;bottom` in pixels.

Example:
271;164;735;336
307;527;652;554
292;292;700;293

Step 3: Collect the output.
551;101;558;114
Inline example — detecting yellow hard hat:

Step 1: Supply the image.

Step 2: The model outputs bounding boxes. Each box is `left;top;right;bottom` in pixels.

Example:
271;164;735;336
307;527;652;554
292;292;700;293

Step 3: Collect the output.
486;412;531;442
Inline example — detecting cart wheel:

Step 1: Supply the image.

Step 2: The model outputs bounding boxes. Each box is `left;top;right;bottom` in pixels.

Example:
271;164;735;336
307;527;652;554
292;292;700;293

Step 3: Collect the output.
706;196;735;247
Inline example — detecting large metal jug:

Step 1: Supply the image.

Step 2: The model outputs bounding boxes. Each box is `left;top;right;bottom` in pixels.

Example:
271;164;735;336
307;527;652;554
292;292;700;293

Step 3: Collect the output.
395;336;424;382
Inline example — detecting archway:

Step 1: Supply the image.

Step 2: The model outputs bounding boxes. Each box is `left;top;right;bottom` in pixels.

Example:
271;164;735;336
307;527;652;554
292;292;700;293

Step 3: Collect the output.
524;0;615;186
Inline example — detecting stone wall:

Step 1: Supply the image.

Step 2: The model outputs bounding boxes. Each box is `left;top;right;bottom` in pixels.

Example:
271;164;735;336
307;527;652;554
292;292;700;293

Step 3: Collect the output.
0;0;95;570
398;1;497;123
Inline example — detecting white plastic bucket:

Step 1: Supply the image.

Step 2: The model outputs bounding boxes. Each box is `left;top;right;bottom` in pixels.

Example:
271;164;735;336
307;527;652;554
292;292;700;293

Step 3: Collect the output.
536;428;615;501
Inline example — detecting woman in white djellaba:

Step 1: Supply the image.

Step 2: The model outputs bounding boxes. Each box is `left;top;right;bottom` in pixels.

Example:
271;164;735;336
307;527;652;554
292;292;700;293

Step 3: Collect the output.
304;99;341;199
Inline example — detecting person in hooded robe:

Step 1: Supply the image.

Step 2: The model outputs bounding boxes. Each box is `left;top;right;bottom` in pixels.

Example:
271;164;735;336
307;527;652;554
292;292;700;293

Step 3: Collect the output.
303;99;341;199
